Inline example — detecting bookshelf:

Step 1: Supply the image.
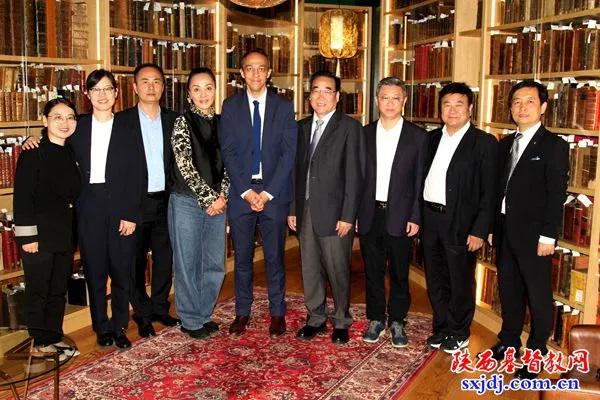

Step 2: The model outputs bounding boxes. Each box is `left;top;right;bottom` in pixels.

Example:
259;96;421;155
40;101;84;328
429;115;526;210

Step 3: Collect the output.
301;3;372;125
383;0;600;352
223;0;301;113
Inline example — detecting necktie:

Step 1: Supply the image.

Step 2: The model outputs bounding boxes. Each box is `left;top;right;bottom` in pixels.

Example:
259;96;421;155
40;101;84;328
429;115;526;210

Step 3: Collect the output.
309;119;324;160
306;119;324;199
252;100;261;175
505;132;523;191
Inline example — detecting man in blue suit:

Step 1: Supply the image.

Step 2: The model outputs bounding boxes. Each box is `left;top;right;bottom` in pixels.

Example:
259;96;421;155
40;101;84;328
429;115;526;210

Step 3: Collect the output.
219;48;297;338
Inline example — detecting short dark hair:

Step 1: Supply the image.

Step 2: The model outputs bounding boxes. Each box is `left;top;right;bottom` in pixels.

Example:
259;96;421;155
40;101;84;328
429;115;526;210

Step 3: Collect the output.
186;67;216;90
86;69;117;91
241;48;270;68
508;79;548;105
439;82;474;108
309;70;341;92
133;63;165;82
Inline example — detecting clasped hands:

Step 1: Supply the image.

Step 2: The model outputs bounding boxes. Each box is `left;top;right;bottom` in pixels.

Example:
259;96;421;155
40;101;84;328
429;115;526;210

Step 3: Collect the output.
244;190;270;212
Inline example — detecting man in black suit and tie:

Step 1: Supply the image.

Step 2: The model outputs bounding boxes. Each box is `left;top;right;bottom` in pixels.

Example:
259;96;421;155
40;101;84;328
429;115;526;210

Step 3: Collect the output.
120;63;180;338
422;82;497;353
219;49;297;338
288;71;365;344
357;77;428;348
485;80;568;379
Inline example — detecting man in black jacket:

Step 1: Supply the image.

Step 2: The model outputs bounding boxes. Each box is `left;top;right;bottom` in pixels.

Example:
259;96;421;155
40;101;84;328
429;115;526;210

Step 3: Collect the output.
121;63;180;338
288;71;364;344
357;77;428;347
485;80;569;379
422;82;498;353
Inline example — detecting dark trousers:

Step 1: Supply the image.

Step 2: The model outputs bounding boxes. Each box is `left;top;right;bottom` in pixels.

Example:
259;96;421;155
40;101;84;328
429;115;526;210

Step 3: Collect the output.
360;207;412;324
22;250;72;345
78;184;135;334
132;192;173;322
299;206;353;329
422;207;476;338
229;191;288;317
497;221;553;351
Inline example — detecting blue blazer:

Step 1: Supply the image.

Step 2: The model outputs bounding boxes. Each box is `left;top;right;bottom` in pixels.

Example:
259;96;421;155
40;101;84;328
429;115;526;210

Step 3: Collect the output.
219;90;297;218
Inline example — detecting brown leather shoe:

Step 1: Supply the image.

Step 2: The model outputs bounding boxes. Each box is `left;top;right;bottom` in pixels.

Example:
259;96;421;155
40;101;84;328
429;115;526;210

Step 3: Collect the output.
269;316;286;337
229;316;250;337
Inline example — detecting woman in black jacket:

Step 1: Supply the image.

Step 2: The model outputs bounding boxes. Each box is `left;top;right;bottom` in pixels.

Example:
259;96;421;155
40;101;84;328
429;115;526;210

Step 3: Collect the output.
168;67;229;339
14;98;81;353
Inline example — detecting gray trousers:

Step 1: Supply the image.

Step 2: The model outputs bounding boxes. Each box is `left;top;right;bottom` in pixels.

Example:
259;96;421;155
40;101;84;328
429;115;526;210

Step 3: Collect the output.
299;206;353;329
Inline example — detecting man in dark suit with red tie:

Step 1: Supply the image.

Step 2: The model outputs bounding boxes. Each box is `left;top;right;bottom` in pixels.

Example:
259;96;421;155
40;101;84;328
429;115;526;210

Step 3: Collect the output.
357;77;428;348
484;80;569;379
219;49;297;338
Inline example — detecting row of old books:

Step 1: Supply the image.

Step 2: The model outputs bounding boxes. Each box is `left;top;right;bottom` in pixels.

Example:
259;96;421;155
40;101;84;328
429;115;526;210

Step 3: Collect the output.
405;6;454;44
476;241;497;266
490;25;600;76
551;302;581;349
0;210;21;272
0;66;89;122
226;27;291;74
0;140;22;188
302;91;363;116
0;0;88;59
109;0;215;41
406;42;453;79
500;0;600;25
492;81;600;131
479;266;502;316
404;83;479;122
568;137;597;189
303;54;364;80
552;246;588;304
110;36;216;71
561;194;594;247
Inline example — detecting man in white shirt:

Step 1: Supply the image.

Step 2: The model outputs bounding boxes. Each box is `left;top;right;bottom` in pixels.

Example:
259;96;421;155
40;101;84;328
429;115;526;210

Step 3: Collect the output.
219;49;297;338
422;82;498;353
356;77;428;348
484;80;568;380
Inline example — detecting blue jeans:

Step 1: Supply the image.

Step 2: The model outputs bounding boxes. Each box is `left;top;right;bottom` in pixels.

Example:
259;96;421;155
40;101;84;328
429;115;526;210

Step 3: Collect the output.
168;193;226;330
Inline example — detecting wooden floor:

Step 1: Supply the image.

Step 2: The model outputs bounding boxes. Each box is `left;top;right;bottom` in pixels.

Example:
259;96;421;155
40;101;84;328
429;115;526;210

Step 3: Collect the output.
65;245;540;400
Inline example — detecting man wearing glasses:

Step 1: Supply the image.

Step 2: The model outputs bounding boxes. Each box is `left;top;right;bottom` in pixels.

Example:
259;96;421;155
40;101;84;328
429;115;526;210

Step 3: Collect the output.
288;70;365;344
357;77;428;348
220;49;297;338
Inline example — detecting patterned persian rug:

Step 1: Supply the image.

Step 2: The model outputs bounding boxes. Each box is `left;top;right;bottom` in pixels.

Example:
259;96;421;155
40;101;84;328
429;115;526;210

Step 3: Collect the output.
27;290;435;400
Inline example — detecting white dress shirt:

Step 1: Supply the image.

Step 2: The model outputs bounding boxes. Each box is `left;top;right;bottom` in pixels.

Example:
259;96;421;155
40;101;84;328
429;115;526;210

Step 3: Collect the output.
376;118;403;201
89;115;114;184
311;109;336;143
423;122;470;205
501;121;553;244
241;88;272;200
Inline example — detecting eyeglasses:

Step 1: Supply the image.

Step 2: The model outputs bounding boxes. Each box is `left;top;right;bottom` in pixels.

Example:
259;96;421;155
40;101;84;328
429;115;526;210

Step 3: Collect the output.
48;114;77;123
310;88;337;96
378;96;403;104
242;65;269;75
89;86;115;95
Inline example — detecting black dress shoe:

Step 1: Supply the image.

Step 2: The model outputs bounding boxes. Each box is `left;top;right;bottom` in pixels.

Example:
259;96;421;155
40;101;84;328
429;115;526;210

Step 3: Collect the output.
204;321;219;337
114;331;132;349
152;314;181;327
269;316;286;337
229;316;250;337
137;321;156;338
331;328;350;344
96;332;114;347
479;342;520;361
296;323;327;340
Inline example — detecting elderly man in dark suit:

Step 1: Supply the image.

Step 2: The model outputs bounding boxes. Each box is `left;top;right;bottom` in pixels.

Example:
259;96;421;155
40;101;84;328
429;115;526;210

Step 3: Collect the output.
219;49;297;338
357;77;428;348
288;70;365;344
422;82;498;354
484;80;568;380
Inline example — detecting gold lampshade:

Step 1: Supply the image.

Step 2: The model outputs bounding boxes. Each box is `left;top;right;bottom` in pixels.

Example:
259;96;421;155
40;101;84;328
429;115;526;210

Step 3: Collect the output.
230;0;287;8
319;9;359;59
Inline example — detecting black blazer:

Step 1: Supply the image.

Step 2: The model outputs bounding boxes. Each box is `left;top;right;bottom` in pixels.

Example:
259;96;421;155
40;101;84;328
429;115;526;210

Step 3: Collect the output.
425;124;498;244
69;113;145;224
496;125;569;251
357;119;429;237
116;105;179;195
291;110;365;237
